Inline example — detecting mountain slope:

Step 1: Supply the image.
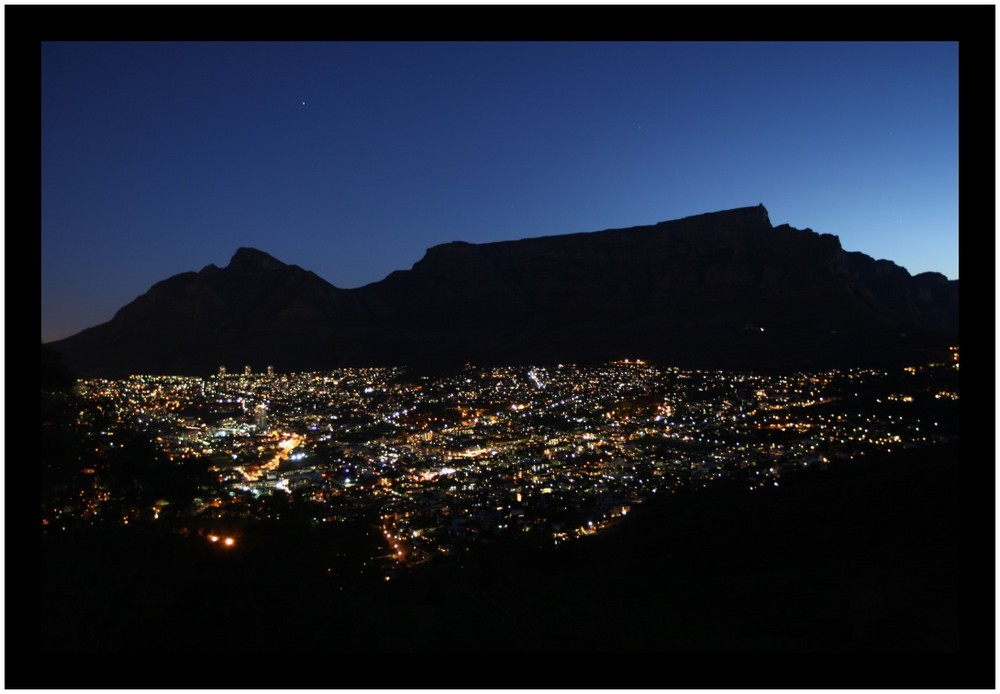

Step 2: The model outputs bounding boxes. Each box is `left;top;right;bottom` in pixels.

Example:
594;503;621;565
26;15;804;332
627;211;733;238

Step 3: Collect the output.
48;205;958;376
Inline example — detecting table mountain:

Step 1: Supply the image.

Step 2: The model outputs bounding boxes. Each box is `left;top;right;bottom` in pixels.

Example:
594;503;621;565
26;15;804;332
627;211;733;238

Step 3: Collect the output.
47;205;958;377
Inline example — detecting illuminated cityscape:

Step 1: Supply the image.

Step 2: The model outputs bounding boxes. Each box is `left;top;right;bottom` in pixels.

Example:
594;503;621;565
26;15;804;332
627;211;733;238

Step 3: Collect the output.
27;24;981;681
42;352;959;584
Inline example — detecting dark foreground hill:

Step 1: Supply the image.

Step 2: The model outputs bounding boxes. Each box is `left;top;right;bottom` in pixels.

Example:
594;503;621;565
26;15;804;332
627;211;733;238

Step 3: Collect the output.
48;205;958;377
37;444;964;682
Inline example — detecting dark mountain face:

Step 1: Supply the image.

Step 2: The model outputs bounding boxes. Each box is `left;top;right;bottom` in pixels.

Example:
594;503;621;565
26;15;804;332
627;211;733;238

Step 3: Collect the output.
48;206;958;377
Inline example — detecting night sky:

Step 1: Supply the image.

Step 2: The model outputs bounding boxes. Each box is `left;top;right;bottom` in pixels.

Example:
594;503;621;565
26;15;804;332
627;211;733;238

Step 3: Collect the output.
41;41;958;343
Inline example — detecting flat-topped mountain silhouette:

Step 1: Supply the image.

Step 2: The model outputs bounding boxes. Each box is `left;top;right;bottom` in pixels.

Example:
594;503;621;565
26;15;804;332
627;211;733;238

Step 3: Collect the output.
48;205;958;377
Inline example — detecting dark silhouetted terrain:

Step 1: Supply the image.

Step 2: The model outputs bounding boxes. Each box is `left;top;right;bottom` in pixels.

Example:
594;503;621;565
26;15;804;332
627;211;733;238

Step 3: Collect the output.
41;445;958;660
48;205;957;377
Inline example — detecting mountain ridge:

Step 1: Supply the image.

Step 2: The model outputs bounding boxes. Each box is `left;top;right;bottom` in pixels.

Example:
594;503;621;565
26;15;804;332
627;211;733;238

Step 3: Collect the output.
48;205;958;377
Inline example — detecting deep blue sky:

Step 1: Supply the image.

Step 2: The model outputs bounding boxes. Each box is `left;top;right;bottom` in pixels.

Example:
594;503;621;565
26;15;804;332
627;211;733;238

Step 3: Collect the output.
42;41;958;342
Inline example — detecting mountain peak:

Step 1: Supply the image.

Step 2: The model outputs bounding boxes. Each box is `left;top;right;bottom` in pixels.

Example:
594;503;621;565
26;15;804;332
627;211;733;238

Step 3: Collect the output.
752;202;770;225
228;247;286;271
666;203;772;230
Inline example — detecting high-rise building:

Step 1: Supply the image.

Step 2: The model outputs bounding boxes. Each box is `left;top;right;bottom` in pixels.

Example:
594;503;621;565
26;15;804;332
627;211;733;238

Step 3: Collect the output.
254;402;268;430
218;365;227;376
244;365;252;376
267;365;275;377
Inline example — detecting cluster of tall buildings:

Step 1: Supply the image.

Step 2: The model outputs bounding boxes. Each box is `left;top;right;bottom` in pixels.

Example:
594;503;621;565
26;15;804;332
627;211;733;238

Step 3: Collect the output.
219;365;275;377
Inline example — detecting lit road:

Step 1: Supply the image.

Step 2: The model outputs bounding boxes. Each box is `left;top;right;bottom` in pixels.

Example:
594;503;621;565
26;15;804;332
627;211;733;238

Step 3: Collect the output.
240;433;303;482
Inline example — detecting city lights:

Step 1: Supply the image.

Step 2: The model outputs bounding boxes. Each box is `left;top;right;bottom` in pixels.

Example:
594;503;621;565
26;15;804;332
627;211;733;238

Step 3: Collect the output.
51;357;957;578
